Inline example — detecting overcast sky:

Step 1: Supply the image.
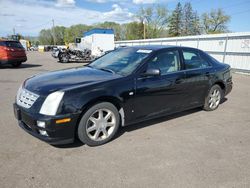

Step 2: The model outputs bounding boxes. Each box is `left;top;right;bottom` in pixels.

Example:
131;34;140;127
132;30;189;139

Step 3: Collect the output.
0;0;249;37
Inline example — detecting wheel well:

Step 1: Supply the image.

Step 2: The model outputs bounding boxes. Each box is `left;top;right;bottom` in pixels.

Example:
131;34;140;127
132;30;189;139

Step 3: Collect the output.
214;81;225;92
82;96;122;112
75;96;124;137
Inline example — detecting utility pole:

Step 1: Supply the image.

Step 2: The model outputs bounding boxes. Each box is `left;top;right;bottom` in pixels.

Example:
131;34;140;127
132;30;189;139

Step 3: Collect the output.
13;28;15;35
52;19;55;45
143;18;146;40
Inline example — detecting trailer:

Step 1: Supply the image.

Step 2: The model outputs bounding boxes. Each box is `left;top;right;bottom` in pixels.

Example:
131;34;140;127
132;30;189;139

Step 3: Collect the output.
77;28;115;57
54;28;115;63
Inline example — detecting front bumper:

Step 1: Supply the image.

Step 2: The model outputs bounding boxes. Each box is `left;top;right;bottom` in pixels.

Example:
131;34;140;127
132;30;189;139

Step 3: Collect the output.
13;103;80;145
225;78;233;96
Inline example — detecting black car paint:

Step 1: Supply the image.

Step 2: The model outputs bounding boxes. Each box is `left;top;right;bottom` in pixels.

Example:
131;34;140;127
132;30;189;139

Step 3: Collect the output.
14;46;232;144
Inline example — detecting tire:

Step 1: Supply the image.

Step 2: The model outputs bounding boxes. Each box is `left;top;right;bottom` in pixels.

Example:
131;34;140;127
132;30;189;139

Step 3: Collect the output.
58;53;63;61
59;53;69;63
77;102;120;146
12;62;22;67
203;84;222;111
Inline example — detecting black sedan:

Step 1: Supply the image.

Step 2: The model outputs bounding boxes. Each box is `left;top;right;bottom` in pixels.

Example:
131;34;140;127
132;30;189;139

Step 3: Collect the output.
14;46;232;146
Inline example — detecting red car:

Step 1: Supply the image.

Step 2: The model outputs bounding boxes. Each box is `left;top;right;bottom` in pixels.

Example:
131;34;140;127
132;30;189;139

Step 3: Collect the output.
0;40;27;67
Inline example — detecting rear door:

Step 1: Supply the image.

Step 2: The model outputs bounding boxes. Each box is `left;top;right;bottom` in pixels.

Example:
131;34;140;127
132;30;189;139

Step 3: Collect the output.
134;48;187;120
181;48;212;107
5;41;26;58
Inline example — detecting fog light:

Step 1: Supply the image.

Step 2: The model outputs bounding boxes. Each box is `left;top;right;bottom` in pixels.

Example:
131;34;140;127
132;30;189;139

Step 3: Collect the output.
39;130;48;136
37;121;46;128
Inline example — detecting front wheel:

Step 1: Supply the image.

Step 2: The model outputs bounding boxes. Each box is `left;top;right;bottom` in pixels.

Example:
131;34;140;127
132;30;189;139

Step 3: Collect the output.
204;84;222;111
77;102;120;146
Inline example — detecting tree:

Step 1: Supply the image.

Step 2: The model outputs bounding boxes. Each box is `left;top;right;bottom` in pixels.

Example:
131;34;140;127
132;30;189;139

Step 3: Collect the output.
124;22;144;40
64;24;93;44
168;2;183;37
136;5;168;39
182;2;201;35
201;9;230;34
39;26;66;45
53;26;66;45
192;11;201;35
94;22;123;40
39;29;53;45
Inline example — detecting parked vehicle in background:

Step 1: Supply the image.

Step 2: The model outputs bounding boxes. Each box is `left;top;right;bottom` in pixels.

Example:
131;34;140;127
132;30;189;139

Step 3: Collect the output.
14;46;232;146
51;47;61;58
77;28;115;57
52;47;95;63
0;40;27;67
30;46;38;51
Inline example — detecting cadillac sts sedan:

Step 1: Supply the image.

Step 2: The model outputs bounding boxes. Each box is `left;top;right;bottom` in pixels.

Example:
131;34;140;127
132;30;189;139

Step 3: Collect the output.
13;46;232;146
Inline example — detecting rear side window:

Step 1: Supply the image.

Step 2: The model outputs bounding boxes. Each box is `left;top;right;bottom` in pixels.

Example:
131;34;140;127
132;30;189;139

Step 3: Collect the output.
0;41;6;47
1;41;23;48
183;49;210;70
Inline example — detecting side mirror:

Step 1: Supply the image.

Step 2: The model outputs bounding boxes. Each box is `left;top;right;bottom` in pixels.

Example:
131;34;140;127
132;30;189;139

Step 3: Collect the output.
141;68;161;77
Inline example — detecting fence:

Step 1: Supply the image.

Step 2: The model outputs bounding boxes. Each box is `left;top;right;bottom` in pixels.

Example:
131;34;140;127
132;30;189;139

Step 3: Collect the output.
115;32;250;71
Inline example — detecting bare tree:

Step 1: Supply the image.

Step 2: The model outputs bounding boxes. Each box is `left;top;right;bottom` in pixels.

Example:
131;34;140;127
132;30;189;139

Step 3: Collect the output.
137;5;168;39
202;9;230;34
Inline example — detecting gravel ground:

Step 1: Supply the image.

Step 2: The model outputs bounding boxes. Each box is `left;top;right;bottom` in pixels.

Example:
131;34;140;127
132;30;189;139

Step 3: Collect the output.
0;52;250;188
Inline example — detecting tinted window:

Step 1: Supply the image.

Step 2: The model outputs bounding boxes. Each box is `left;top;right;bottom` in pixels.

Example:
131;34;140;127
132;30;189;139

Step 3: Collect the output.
0;41;23;48
148;50;180;75
183;49;210;70
0;41;6;47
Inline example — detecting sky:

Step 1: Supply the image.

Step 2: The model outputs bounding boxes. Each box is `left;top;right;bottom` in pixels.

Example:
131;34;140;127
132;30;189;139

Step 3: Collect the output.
0;0;249;37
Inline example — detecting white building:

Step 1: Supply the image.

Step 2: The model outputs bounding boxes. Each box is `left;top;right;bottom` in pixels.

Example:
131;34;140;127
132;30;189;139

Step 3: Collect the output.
78;28;115;56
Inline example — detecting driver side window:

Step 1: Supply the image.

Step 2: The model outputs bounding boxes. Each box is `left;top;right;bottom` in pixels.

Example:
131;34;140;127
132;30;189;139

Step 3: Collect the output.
147;50;180;75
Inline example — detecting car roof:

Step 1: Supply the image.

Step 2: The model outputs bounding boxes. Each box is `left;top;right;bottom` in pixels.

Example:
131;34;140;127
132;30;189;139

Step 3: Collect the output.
119;45;199;51
119;45;173;50
0;39;19;42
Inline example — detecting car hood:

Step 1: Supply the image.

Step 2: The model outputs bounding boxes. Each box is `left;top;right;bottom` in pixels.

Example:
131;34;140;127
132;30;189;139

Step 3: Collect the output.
24;66;122;96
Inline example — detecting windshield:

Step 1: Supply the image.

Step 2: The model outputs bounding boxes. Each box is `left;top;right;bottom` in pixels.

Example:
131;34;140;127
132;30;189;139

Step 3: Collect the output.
89;48;152;76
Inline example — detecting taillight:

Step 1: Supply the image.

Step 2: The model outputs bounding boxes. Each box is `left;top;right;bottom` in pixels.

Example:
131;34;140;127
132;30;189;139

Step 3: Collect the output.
3;47;14;51
3;47;10;51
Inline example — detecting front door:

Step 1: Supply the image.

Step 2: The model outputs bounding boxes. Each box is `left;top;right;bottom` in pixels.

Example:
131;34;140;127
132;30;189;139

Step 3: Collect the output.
133;49;187;121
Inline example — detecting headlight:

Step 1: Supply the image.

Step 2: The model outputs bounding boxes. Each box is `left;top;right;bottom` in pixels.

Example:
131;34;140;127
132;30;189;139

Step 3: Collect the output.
39;91;64;116
16;84;23;103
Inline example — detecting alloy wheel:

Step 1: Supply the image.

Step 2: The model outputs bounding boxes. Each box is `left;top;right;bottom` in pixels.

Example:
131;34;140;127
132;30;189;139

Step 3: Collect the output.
208;89;221;110
86;109;116;141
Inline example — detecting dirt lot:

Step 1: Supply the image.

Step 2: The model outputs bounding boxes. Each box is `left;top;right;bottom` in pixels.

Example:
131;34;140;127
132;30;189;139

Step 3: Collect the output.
0;52;250;188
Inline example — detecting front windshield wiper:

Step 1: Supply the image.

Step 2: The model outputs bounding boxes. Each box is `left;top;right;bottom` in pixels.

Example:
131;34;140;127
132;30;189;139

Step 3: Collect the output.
87;65;115;74
100;68;115;74
86;64;93;68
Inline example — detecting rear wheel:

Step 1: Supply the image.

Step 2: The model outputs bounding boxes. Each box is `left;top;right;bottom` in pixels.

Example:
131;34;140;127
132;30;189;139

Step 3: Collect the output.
12;62;22;67
59;53;69;63
77;102;120;146
204;84;222;111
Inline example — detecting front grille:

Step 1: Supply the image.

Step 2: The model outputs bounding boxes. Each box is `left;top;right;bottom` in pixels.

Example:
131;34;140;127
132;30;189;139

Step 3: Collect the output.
16;88;39;109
